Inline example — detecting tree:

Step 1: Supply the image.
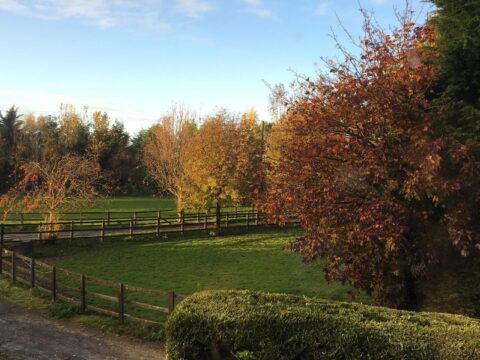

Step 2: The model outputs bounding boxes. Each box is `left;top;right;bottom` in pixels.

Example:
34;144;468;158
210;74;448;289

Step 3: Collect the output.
143;106;197;211
263;11;479;308
234;110;265;206
57;104;89;155
180;111;238;209
180;110;265;210
0;154;102;226
429;0;480;144
0;106;22;191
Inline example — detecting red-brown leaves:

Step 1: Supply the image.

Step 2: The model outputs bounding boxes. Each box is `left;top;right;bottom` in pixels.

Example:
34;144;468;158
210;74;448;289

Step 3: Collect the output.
263;13;479;308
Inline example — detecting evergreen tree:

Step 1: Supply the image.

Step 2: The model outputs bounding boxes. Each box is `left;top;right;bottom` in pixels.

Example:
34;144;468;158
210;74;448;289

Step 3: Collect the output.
430;0;480;143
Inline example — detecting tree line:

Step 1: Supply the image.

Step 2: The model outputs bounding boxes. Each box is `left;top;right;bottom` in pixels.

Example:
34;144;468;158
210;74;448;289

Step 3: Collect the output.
0;104;267;212
0;105;150;195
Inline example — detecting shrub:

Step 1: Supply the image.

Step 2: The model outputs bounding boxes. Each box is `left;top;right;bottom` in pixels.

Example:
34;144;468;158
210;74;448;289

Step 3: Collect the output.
166;291;480;360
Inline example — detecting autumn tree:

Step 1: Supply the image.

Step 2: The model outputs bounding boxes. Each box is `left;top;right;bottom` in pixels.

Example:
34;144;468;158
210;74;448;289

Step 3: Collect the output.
181;110;265;210
263;11;480;309
57;104;89;155
0;154;102;226
143;106;197;210
234;110;266;206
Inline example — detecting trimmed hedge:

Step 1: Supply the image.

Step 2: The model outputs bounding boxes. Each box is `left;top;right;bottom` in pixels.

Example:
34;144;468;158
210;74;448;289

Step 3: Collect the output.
166;290;480;360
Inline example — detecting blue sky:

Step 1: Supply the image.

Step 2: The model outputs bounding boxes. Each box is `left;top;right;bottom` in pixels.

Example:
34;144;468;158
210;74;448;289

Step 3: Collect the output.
0;0;432;134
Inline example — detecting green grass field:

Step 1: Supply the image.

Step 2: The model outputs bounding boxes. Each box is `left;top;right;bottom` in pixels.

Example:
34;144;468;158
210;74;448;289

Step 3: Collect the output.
34;228;365;303
89;196;176;212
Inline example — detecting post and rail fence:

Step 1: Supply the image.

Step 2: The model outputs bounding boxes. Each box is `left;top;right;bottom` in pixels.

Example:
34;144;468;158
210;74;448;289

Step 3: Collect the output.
0;205;251;225
0;248;185;326
0;208;298;245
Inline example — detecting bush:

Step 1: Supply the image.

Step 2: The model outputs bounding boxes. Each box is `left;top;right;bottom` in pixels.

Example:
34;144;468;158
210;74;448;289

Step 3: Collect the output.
166;291;480;360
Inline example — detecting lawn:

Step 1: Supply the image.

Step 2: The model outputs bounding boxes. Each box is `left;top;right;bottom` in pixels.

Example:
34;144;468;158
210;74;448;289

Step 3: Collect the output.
34;228;366;303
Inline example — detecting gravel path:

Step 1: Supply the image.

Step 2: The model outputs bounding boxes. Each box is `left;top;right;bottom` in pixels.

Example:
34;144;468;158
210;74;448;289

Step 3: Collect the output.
0;301;164;360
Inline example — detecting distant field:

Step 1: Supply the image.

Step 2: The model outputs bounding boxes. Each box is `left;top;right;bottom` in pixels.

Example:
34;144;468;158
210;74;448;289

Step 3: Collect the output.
89;196;176;212
1;196;178;222
34;228;367;303
1;196;252;223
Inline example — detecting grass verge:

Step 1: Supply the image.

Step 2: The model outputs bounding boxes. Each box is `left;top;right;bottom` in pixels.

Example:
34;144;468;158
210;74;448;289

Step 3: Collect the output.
0;277;165;342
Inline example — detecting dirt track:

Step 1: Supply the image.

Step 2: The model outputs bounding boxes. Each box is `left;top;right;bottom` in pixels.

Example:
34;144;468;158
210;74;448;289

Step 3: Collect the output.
0;301;164;360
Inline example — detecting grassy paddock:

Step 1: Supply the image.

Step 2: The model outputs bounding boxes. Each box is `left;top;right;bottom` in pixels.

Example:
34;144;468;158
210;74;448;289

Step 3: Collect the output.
32;228;365;303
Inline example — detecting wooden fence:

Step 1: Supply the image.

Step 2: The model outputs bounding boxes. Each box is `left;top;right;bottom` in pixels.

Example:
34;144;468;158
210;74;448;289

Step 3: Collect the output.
0;209;274;245
0;248;184;326
1;206;250;224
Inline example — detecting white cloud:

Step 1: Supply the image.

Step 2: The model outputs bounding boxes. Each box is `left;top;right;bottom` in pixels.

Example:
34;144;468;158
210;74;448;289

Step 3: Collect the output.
0;0;26;12
315;2;329;16
176;0;213;18
240;0;272;18
0;0;214;29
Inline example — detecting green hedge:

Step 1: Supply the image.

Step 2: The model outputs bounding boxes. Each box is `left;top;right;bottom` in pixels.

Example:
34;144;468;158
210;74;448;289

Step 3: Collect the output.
166;290;480;360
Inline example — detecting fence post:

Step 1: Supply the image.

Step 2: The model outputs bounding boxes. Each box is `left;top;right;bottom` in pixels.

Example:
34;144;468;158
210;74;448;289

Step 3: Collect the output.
107;211;111;225
101;220;105;242
30;258;35;288
156;216;160;237
204;214;207;233
11;251;16;284
226;213;229;229
80;274;86;313
255;212;259;226
51;266;57;302
70;221;74;242
180;209;185;235
196;210;200;223
246;213;250;231
168;291;175;314
118;283;125;323
80;212;83;225
38;223;42;241
129;218;134;239
215;202;221;230
133;211;137;226
0;224;4;274
235;206;238;219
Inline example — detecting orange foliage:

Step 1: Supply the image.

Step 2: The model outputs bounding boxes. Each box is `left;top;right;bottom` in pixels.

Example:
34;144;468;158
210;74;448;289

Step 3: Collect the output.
264;15;480;308
0;155;102;224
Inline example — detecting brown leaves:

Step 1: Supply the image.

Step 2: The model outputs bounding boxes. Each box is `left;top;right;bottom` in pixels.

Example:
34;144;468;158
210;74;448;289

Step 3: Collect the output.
1;154;101;222
264;12;456;308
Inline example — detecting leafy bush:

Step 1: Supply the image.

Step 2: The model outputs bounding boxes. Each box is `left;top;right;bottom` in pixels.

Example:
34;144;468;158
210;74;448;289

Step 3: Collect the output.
166;291;480;360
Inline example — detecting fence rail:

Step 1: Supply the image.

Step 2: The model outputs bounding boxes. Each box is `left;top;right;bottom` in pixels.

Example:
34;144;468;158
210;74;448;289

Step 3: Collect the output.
0;248;182;326
0;209;290;244
1;206;251;224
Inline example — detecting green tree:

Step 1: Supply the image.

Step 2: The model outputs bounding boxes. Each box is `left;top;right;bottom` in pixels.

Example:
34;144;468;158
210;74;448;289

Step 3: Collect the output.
429;0;480;143
0;106;22;191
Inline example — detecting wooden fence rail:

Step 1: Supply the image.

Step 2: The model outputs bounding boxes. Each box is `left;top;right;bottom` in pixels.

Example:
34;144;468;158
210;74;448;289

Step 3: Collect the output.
0;210;294;245
0;248;182;326
1;205;252;224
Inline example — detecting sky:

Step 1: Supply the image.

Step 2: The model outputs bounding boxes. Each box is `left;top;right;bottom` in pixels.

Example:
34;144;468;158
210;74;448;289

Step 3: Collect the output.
0;0;433;134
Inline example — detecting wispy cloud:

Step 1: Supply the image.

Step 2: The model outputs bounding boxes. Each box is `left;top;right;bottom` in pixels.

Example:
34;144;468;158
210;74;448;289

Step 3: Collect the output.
0;0;26;11
0;0;214;29
176;0;213;18
315;2;329;16
241;0;272;18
